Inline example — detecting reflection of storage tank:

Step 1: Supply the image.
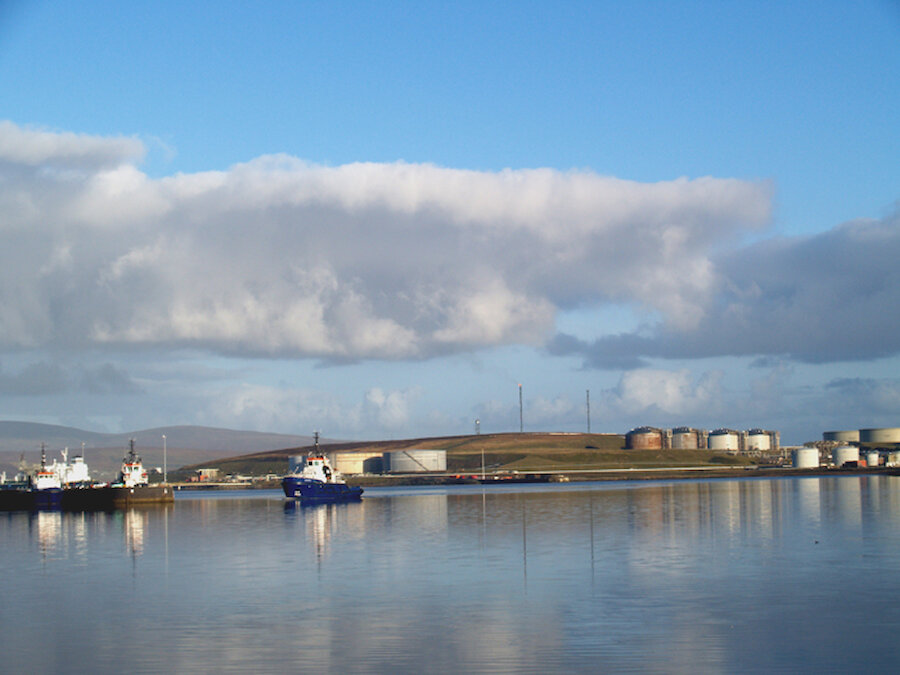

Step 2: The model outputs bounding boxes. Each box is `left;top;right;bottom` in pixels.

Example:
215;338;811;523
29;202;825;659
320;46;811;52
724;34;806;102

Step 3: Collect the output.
823;430;860;443
832;446;859;467
708;429;740;452
671;427;700;449
746;429;771;452
625;427;663;450
865;451;880;468
792;447;819;469
859;428;900;444
383;449;447;473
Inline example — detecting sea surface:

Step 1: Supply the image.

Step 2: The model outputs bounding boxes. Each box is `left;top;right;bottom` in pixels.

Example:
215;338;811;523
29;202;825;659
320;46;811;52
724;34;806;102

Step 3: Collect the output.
1;475;898;673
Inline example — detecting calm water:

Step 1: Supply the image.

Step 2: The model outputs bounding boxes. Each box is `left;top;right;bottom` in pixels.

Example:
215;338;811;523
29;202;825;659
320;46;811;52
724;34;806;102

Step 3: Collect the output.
1;476;899;673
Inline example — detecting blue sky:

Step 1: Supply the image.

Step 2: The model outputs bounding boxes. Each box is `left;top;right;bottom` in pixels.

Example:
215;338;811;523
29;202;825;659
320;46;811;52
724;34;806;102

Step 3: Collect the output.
0;0;898;445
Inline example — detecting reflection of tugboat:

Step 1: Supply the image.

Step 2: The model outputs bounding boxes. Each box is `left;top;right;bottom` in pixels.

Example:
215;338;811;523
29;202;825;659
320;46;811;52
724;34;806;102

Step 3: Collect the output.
282;433;363;504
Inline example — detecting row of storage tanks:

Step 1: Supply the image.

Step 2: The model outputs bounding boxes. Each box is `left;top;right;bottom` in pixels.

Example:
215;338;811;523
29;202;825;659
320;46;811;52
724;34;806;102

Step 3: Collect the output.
625;427;780;453
792;445;900;469
822;427;900;444
298;449;449;476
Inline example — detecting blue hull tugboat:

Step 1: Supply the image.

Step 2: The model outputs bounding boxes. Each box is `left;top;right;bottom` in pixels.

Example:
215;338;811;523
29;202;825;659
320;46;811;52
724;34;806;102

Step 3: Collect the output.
0;444;62;511
282;433;363;504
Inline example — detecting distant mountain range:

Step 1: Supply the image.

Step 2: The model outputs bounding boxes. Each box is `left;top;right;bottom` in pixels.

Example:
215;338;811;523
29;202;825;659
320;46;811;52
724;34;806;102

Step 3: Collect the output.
0;421;316;479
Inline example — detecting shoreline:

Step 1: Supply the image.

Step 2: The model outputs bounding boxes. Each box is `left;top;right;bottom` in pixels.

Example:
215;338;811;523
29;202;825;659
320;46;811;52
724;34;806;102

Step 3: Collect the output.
168;465;900;490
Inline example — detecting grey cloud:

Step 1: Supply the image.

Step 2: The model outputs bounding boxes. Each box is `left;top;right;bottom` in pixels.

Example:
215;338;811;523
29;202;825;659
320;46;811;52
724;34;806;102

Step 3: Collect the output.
78;363;143;395
547;332;652;370
0;361;69;395
552;210;900;367
0;360;141;396
824;377;900;415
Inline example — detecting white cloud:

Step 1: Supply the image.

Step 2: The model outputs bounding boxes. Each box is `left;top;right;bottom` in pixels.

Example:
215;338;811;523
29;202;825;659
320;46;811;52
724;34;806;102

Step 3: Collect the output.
203;384;354;434
0;121;143;169
606;368;725;418
0;121;772;361
196;382;422;435
364;387;422;431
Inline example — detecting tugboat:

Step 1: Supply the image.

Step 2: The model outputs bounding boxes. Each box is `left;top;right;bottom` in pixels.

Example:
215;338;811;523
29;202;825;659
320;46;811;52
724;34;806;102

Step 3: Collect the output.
282;433;363;504
115;439;150;488
0;445;63;511
106;439;173;506
31;444;63;509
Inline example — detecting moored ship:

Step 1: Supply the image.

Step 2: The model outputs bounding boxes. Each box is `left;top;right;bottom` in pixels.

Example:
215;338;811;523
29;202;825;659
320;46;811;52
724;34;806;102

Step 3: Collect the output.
2;441;173;511
63;439;174;510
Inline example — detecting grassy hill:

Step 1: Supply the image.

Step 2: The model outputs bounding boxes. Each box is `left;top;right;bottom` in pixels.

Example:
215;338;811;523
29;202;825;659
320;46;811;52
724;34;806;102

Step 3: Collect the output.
174;432;755;479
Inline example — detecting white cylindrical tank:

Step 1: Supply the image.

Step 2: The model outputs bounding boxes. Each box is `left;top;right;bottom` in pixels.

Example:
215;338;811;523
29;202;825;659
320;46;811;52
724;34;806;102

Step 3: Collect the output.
332;452;384;475
708;429;740;451
865;451;880;468
792;448;819;469
289;455;305;473
384;449;447;473
888;452;900;467
823;430;860;443
832;445;859;467
859;428;900;444
746;429;771;452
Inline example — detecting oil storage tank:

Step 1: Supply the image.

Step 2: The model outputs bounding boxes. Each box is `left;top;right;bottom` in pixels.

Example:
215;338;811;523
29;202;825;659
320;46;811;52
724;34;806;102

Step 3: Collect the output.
671;427;701;450
384;449;447;473
823;430;860;443
865;451;880;468
708;429;740;452
333;451;384;475
625;427;664;450
832;445;859;467
746;429;771;452
859;428;900;444
792;447;819;469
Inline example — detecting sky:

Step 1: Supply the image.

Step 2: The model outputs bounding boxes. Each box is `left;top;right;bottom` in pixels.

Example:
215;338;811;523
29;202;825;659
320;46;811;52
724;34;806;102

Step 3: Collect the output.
0;0;898;445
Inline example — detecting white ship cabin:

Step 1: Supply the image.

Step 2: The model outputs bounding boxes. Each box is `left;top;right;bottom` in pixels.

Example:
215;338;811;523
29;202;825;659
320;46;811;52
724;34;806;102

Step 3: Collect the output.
120;460;148;488
33;445;62;490
119;441;149;488
33;467;61;490
300;455;340;483
49;448;92;485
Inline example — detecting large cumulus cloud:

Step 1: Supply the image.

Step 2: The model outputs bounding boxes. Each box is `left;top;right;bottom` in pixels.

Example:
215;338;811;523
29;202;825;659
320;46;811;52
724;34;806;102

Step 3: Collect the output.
0;121;772;360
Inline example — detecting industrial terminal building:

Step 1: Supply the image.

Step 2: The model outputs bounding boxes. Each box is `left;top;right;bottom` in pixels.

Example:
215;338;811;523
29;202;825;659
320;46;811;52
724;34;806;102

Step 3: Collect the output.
819;427;900;468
